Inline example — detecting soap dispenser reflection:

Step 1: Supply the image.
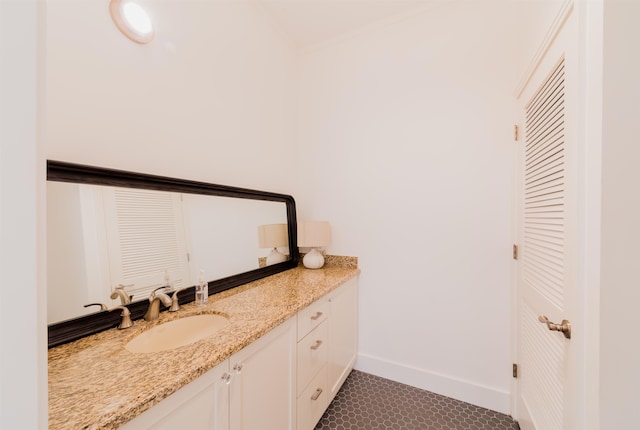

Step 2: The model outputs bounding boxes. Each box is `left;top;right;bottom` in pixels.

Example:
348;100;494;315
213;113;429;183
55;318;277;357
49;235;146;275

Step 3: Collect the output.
163;270;173;290
196;269;208;306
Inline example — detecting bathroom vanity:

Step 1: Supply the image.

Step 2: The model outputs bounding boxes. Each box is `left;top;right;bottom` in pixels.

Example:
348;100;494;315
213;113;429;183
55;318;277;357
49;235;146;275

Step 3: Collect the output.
48;264;359;430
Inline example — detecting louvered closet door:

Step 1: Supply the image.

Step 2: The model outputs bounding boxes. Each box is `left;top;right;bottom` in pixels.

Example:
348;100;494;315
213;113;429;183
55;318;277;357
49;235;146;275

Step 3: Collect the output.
102;187;192;301
515;5;579;430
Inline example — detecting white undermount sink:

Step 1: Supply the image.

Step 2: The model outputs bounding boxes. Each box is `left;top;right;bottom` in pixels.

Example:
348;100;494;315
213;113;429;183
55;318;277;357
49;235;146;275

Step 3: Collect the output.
126;314;230;354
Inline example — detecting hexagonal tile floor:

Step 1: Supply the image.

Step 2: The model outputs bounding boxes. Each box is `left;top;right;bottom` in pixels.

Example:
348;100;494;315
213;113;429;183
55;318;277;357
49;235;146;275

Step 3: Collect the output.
315;370;520;430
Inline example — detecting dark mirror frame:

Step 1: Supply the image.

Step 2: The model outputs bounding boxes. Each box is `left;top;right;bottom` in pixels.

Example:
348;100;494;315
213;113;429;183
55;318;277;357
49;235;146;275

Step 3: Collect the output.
47;160;299;348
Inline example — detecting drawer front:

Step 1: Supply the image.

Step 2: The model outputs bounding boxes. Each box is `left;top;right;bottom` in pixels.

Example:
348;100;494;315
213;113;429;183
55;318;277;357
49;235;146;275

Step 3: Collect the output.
297;321;328;393
296;364;329;430
297;299;329;341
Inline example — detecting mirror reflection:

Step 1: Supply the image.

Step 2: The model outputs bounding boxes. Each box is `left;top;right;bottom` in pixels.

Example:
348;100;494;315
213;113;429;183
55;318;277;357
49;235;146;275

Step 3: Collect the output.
47;181;289;324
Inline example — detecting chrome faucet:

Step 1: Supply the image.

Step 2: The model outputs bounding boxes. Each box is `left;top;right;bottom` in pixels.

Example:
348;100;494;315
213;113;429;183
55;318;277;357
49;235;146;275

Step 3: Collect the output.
110;284;133;305
144;286;173;321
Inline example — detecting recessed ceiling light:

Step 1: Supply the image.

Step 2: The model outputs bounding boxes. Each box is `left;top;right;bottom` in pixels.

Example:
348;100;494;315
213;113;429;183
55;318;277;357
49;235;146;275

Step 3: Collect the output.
110;0;154;44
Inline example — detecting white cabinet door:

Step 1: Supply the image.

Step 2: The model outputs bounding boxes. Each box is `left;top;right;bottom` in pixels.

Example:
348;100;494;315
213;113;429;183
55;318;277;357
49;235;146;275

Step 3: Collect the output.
119;360;230;430
327;277;358;398
229;317;296;430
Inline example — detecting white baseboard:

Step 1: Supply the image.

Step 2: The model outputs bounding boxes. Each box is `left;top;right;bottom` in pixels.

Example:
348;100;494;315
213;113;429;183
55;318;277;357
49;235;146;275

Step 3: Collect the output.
354;352;511;415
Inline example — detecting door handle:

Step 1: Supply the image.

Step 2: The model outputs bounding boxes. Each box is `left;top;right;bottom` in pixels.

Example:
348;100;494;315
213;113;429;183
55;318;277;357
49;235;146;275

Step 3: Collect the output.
538;315;571;339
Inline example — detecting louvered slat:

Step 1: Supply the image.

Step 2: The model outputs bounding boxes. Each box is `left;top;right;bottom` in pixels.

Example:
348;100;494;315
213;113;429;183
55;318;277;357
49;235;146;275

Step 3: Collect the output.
523;57;566;310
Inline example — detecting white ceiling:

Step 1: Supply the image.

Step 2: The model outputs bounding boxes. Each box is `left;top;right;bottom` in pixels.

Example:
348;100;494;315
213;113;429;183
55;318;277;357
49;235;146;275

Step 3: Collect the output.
257;0;439;49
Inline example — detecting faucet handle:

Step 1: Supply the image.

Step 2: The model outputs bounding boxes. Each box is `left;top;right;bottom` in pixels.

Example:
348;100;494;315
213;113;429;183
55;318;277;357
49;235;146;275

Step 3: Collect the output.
108;305;133;329
169;287;188;312
84;303;108;311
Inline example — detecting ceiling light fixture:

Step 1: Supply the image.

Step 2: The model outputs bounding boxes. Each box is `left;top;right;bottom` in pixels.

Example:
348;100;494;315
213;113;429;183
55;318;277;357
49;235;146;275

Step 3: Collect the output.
110;0;154;44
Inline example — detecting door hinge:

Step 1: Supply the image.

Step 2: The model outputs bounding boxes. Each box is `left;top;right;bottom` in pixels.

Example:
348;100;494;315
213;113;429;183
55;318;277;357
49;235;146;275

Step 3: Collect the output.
513;363;518;378
513;244;519;260
514;124;520;141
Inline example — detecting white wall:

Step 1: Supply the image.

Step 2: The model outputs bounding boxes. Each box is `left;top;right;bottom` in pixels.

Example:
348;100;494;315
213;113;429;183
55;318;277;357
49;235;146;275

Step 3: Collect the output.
0;0;47;428
44;0;297;193
600;0;640;428
296;1;518;413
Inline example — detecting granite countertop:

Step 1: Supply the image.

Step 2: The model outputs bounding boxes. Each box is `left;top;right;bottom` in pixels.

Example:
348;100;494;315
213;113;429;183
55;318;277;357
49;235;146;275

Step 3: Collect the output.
48;260;359;430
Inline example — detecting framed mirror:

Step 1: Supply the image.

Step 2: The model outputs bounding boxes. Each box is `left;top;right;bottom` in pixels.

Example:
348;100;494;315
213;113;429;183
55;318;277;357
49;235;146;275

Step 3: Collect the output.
47;160;299;347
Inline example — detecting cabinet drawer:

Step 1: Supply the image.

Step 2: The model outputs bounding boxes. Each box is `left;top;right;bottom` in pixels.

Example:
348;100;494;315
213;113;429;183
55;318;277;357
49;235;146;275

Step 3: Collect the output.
297;299;329;341
296;364;329;430
297;321;328;393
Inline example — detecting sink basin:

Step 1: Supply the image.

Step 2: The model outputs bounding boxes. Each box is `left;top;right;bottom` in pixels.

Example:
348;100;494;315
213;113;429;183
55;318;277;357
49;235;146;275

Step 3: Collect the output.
126;314;229;353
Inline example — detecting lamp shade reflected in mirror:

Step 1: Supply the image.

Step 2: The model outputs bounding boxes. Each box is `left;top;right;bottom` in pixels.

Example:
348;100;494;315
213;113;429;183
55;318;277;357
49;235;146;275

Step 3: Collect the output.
258;223;289;265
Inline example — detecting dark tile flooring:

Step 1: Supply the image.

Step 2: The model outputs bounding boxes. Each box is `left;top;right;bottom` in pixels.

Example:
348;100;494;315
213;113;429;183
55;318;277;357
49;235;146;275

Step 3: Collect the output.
315;370;520;430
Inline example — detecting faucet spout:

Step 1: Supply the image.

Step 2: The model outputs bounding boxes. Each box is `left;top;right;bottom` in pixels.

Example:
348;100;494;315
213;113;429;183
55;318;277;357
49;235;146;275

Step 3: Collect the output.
144;287;172;321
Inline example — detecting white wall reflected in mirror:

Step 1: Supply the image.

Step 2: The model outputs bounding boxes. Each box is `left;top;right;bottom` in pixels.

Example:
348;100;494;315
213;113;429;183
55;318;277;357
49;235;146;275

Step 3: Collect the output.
47;181;289;324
